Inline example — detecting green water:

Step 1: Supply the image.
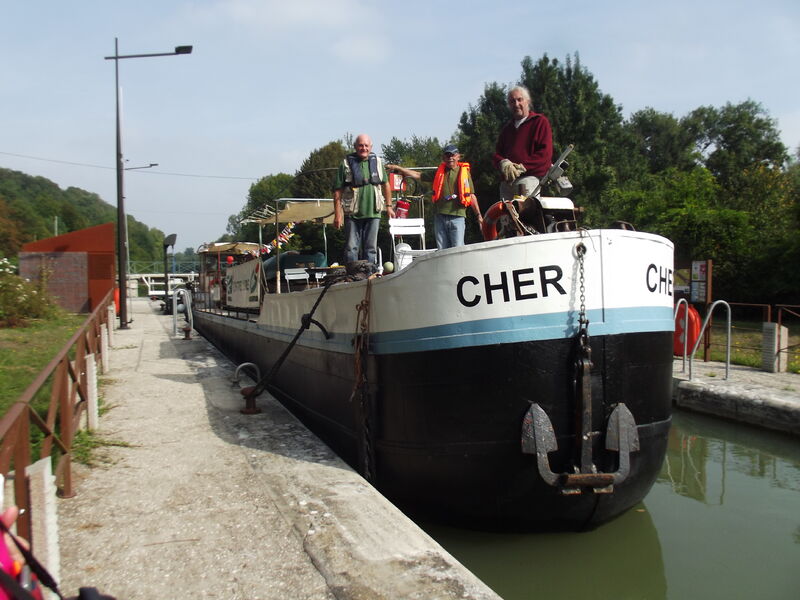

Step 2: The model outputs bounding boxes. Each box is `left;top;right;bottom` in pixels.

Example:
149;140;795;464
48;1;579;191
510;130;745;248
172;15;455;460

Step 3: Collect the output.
421;410;800;599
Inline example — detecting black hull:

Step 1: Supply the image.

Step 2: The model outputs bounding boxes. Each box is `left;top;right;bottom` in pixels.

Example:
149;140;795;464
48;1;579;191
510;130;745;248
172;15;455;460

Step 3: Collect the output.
195;311;672;531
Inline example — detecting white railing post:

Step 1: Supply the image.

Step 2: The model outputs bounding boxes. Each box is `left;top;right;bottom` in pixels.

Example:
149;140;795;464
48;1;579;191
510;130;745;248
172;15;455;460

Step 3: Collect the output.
86;354;99;430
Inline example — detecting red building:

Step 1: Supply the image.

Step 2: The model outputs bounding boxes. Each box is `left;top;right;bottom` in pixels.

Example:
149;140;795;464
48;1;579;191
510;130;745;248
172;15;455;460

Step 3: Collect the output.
19;223;115;313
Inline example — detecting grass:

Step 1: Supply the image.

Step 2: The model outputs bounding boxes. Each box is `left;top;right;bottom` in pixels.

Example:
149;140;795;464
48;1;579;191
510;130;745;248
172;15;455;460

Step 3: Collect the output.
705;319;800;374
71;428;132;466
0;312;125;467
0;313;87;414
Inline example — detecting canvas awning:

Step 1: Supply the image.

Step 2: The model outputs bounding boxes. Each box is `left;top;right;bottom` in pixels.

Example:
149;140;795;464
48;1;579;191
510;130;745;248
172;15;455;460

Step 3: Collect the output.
241;198;335;225
196;241;261;255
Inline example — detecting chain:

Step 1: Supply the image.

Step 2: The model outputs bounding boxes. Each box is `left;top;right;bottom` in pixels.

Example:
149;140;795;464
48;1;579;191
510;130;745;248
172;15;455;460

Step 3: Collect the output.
573;234;593;470
575;238;589;341
351;278;374;481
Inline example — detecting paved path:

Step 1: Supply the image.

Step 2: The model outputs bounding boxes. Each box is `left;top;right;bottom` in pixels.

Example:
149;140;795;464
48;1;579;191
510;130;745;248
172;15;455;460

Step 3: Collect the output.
57;299;499;600
672;356;800;435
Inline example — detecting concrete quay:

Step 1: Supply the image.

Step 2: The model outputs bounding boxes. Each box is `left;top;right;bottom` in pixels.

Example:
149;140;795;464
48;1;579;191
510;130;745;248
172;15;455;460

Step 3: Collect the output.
57;298;500;600
672;357;800;436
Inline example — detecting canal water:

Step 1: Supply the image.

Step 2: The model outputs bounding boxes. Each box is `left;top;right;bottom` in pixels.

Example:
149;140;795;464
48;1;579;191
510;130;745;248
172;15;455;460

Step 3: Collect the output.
420;410;800;599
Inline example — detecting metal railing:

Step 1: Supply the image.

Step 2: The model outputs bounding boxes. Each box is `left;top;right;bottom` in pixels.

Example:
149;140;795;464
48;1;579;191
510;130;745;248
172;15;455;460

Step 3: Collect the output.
777;304;800;366
689;300;732;381
0;289;114;543
673;298;690;371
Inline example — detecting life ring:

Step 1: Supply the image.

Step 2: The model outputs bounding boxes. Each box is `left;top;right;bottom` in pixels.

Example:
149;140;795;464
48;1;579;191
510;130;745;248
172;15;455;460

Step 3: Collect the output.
481;201;508;241
674;304;701;355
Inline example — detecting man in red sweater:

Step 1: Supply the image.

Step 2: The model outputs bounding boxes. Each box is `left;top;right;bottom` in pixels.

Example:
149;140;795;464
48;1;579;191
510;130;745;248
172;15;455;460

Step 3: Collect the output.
492;85;553;202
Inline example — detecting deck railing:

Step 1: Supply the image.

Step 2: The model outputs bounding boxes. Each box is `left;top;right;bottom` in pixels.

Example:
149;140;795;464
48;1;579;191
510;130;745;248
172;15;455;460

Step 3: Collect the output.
0;289;114;543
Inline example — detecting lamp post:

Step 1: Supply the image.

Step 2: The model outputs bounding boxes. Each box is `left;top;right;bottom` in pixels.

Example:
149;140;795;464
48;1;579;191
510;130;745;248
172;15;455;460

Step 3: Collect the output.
124;162;159;170
163;233;177;314
122;162;158;313
105;38;192;329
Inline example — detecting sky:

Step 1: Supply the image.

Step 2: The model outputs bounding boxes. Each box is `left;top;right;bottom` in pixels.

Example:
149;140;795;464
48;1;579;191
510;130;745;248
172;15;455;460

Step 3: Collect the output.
2;0;799;253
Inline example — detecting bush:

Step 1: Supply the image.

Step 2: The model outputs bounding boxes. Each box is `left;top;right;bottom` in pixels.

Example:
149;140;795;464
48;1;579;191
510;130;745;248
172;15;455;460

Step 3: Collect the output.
0;257;61;327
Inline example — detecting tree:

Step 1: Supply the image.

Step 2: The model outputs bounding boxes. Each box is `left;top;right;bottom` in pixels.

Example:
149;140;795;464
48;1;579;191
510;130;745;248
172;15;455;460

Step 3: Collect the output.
520;53;637;205
0;197;23;258
456;82;509;212
225;173;295;242
382;135;442;168
627;108;696;174
683;100;788;192
291;141;347;198
457;55;637;215
380;135;445;247
0;167;168;261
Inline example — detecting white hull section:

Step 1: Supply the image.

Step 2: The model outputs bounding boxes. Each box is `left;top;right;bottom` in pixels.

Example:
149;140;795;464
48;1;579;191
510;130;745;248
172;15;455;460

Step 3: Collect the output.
255;229;674;355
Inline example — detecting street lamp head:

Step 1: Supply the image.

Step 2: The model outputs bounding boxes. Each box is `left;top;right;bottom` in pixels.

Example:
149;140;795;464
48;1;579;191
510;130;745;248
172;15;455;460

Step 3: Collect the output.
174;45;193;55
164;233;178;248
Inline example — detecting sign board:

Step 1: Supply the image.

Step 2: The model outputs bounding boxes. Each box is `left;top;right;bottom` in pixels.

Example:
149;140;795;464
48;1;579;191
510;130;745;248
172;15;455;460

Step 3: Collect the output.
389;173;406;192
674;268;690;296
690;259;712;304
225;259;260;309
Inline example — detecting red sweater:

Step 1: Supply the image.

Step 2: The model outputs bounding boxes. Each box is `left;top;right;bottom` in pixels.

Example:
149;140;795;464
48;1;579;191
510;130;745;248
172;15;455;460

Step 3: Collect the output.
493;113;553;178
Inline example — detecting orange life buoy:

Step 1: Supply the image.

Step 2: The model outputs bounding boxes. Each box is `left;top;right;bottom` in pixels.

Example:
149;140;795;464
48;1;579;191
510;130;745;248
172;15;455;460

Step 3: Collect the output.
674;304;701;355
481;201;509;241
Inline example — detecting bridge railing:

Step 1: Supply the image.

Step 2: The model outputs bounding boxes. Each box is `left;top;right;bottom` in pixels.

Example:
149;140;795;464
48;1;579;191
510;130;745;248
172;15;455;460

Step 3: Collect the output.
0;289;114;544
129;260;199;274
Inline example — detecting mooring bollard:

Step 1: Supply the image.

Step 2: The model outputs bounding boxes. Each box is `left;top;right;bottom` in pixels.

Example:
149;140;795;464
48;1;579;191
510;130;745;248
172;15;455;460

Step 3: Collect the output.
240;386;262;414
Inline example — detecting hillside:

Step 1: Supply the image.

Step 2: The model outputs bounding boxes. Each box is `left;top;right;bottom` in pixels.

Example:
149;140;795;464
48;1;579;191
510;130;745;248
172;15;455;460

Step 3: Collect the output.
0;167;167;261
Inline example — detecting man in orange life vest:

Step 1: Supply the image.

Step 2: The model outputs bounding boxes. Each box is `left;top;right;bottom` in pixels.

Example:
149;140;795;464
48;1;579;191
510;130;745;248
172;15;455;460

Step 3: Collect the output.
392;144;482;249
493;85;553;202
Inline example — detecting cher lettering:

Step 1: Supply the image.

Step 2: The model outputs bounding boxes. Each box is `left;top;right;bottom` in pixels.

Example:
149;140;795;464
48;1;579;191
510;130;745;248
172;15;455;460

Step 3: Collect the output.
457;266;566;308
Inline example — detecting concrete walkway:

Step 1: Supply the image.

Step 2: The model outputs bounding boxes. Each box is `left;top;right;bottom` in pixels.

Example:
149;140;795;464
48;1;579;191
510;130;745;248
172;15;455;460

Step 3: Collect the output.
57;298;499;600
672;355;800;436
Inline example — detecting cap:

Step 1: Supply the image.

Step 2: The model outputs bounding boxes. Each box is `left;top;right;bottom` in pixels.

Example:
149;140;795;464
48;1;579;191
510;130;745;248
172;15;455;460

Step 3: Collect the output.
442;143;459;155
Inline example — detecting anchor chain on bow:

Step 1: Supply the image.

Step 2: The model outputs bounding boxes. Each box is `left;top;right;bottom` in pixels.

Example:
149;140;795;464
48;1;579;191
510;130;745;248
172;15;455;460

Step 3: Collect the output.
521;236;641;494
350;278;375;482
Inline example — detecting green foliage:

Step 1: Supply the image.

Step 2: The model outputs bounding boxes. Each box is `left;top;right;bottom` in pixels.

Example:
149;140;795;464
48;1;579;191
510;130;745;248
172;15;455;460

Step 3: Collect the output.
71;428;131;466
289;141;348;259
520;53;635;205
683;100;788;192
456;82;509;211
0;257;62;327
225;173;295;242
382;135;443;169
4;52;797;305
453;53;798;304
379;135;445;247
0;311;85;414
222;142;350;259
0;167;168;262
627;108;697;174
291;140;347;198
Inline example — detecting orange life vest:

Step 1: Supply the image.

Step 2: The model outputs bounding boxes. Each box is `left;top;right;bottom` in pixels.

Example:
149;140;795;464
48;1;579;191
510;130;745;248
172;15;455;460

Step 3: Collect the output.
432;162;473;207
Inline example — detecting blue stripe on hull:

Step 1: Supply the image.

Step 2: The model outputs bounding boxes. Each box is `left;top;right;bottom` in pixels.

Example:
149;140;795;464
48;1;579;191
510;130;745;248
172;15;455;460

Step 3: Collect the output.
256;305;674;355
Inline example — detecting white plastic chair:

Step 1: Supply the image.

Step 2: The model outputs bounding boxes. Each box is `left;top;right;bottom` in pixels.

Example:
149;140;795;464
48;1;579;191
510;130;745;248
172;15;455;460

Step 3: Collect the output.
283;268;309;291
388;218;434;270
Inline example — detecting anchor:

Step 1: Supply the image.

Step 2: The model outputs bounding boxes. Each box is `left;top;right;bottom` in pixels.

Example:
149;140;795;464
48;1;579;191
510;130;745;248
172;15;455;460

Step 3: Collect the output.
522;402;640;494
521;279;640;493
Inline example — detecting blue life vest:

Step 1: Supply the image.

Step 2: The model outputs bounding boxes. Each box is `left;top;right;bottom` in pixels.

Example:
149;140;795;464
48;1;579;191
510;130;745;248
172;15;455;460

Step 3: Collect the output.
345;153;382;187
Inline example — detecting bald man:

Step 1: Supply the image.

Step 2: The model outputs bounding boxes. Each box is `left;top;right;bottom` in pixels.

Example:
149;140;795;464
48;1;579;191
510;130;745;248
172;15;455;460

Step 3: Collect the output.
332;134;395;265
